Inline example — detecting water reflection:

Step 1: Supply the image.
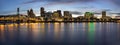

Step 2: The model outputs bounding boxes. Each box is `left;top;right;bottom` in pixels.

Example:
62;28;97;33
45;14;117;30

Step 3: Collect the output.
88;22;95;45
0;23;120;45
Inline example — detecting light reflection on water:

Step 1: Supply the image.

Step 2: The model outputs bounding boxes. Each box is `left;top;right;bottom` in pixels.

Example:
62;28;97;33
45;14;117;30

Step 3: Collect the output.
0;22;120;45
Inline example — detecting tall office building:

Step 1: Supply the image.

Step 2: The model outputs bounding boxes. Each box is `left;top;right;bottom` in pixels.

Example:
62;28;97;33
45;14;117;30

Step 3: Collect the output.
40;7;45;17
27;9;36;17
64;11;69;16
52;11;59;18
63;11;72;21
45;12;53;18
17;8;20;15
57;10;62;17
17;8;20;20
52;11;63;21
64;11;72;18
27;10;30;16
102;11;106;18
84;12;94;19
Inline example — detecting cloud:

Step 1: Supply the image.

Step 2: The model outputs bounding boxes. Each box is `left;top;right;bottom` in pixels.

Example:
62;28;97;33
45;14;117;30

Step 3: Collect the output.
110;13;120;15
23;0;120;7
23;0;95;5
70;11;82;15
94;13;101;15
109;0;120;7
102;9;112;11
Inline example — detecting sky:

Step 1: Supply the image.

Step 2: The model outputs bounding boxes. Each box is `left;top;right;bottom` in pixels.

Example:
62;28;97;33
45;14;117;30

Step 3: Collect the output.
0;0;120;17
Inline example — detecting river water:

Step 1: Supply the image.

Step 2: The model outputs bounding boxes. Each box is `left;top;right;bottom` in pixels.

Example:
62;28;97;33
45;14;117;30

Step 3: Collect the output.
0;22;120;45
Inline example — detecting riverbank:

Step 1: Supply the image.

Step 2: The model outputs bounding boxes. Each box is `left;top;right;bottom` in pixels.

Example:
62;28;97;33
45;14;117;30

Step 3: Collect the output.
0;21;119;24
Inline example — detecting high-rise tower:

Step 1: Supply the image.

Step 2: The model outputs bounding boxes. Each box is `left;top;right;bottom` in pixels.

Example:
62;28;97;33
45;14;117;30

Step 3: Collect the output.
64;11;72;18
40;7;45;17
17;8;20;15
102;11;106;18
57;10;62;17
27;9;36;17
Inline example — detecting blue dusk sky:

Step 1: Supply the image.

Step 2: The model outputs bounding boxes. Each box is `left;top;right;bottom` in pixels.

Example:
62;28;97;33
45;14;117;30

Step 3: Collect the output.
0;0;120;17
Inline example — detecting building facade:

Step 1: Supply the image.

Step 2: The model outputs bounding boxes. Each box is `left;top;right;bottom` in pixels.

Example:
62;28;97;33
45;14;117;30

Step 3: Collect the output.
27;9;36;17
40;7;45;17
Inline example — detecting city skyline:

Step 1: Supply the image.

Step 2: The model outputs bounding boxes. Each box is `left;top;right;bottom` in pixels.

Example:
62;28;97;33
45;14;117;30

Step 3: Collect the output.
0;0;120;17
0;7;116;23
